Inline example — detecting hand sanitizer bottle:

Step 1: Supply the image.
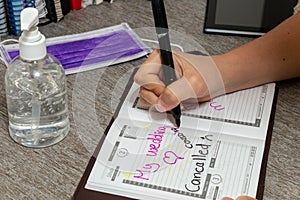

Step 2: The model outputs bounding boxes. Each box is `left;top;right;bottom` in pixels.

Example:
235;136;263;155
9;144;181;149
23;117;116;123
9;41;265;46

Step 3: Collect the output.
5;8;70;148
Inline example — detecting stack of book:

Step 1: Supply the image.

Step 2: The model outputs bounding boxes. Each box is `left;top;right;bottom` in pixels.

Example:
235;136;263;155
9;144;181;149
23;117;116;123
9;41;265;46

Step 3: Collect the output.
0;0;112;36
0;0;8;36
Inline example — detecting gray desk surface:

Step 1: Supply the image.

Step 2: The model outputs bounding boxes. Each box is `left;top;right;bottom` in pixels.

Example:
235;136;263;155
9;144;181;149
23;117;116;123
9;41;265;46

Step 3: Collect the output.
0;0;299;199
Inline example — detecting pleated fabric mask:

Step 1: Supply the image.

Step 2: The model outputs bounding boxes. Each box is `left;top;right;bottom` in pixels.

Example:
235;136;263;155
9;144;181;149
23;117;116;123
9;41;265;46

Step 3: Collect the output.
0;23;151;75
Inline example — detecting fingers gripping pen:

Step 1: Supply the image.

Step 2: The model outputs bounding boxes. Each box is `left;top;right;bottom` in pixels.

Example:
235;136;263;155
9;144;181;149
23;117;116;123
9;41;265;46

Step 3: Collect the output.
151;0;181;127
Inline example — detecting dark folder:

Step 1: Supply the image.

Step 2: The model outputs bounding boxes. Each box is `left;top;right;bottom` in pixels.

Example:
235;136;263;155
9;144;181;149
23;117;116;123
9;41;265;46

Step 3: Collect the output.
73;68;138;200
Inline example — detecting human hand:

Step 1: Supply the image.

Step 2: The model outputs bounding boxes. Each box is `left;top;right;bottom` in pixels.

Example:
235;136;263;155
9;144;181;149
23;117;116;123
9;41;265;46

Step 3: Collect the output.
222;196;256;200
134;49;225;111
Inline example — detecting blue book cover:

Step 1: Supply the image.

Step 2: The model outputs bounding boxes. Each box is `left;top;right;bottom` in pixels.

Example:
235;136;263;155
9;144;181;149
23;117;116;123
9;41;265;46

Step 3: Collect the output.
6;0;35;35
0;0;8;36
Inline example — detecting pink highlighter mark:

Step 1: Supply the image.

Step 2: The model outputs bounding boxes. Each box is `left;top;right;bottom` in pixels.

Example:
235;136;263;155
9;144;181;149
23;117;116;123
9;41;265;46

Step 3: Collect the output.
163;151;184;165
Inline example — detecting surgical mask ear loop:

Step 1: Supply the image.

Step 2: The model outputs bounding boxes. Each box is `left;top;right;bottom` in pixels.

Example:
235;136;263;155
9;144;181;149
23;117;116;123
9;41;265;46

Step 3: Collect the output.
141;38;185;52
0;39;19;67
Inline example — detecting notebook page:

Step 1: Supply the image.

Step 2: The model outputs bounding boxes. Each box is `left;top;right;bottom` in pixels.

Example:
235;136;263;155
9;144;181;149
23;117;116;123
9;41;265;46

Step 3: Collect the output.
85;118;265;200
118;82;275;140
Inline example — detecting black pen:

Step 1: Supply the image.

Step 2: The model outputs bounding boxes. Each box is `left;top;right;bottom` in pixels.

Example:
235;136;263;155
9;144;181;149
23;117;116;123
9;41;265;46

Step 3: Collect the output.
151;0;181;127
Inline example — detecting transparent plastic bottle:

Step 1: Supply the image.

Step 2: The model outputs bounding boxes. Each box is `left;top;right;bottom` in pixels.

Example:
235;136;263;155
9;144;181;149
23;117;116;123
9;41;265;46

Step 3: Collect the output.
5;8;69;148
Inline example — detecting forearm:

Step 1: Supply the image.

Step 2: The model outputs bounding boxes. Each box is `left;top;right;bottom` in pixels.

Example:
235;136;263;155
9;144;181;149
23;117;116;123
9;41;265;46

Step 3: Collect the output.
215;13;300;93
135;13;300;109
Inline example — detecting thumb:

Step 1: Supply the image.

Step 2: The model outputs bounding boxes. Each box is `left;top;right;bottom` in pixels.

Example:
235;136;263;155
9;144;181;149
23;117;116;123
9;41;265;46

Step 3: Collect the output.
156;87;179;112
156;77;197;111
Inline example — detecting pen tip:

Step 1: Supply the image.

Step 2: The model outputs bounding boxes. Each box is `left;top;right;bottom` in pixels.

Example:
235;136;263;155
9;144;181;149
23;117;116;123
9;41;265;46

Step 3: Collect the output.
175;118;181;128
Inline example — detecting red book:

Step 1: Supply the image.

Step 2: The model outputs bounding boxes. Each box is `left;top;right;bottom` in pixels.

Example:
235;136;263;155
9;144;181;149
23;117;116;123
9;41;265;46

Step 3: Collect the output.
70;0;81;10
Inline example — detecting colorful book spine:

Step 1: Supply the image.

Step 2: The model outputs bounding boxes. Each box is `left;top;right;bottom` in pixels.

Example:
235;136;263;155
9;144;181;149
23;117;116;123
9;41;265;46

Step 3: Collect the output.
6;0;23;35
70;0;81;10
3;0;70;36
45;0;70;22
60;0;71;16
0;0;8;36
5;0;37;36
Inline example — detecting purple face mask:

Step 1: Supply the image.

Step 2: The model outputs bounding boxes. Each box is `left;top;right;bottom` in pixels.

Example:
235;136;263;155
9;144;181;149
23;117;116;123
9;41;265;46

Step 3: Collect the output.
1;23;151;74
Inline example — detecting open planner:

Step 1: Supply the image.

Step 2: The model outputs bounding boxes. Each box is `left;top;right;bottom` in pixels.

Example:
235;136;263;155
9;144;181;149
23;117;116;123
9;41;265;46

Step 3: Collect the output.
73;70;277;200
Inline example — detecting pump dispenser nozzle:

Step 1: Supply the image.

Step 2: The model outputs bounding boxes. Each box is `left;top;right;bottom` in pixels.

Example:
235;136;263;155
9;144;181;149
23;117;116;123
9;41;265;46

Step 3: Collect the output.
19;8;46;61
21;8;39;31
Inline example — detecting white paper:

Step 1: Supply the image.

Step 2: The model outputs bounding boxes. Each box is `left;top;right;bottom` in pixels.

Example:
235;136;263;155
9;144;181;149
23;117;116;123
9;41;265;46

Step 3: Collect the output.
85;82;276;200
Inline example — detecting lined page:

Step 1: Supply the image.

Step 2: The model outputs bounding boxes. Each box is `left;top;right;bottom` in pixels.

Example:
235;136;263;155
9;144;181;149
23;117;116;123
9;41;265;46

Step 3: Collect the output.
128;83;274;128
86;118;264;200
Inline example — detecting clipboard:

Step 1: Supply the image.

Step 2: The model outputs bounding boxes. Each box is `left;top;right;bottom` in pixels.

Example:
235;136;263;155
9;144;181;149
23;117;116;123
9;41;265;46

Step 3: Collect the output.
72;67;278;200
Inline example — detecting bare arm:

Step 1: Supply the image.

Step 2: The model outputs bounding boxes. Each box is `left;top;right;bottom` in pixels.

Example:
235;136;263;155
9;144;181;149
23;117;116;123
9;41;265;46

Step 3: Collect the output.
216;13;300;94
134;13;300;111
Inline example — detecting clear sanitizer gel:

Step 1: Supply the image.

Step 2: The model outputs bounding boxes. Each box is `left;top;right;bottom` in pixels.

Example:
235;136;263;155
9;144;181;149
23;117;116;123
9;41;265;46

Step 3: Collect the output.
5;8;70;147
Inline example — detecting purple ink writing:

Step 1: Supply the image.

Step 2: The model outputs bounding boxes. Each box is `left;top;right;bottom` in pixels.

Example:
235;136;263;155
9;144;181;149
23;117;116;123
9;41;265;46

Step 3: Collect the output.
163;151;184;165
146;126;166;156
134;163;161;181
134;169;149;181
210;100;225;111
